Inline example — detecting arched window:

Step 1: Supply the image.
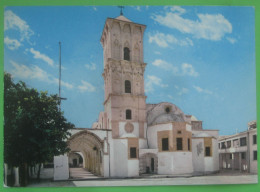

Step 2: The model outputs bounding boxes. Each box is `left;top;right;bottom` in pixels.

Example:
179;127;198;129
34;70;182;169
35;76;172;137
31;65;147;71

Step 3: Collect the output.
124;47;130;61
126;109;132;120
125;80;131;93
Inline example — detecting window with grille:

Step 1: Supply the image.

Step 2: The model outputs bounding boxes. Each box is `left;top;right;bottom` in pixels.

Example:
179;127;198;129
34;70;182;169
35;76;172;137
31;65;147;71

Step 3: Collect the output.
253;135;257;145
227;140;231;148
130;147;137;158
233;139;239;147
177;138;183;150
125;80;131;93
253;151;257;160
205;147;211;156
126;109;132;120
221;142;226;149
240;137;247;146
241;152;246;159
162;138;169;151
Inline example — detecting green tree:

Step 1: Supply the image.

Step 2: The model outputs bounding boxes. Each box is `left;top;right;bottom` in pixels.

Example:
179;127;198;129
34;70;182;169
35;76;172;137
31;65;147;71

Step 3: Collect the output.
4;73;74;186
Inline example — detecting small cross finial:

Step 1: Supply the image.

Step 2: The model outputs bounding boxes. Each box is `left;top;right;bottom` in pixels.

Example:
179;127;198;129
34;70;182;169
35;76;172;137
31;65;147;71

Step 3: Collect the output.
118;6;124;15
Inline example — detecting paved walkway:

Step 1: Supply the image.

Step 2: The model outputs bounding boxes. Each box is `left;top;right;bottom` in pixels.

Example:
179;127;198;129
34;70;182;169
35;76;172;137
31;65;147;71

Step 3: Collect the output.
72;174;258;187
27;173;258;187
69;168;100;180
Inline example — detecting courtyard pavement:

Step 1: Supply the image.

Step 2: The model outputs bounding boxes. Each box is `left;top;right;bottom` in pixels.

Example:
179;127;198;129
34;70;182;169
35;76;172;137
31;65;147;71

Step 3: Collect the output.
27;168;258;187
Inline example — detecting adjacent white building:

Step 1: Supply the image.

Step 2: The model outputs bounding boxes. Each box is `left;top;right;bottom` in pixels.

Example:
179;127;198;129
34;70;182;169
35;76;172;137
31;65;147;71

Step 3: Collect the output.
218;120;257;173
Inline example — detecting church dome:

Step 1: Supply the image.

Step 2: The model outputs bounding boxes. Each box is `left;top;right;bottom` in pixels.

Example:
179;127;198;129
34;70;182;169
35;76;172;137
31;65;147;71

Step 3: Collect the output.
146;102;187;126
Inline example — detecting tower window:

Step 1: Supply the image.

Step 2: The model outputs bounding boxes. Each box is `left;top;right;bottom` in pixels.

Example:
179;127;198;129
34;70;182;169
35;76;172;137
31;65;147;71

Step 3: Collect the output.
125;80;131;93
126;109;132;120
162;138;169;151
124;47;130;61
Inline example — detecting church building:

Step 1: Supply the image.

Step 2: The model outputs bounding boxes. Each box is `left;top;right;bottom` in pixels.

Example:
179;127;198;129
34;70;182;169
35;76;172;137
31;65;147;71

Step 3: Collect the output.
53;13;219;180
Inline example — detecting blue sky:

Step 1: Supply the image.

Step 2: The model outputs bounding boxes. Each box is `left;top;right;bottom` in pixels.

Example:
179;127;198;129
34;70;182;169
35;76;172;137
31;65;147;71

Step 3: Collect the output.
4;6;256;135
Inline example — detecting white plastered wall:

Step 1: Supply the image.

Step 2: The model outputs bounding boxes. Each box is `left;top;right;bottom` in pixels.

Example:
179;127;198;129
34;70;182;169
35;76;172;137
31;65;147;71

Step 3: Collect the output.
119;122;139;138
192;138;205;173
110;139;128;177
53;155;69;180
139;138;148;149
158;152;193;175
203;138;219;172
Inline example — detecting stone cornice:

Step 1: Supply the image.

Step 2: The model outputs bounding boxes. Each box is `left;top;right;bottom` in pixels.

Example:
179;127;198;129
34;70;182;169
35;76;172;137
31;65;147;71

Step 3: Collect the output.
103;93;147;105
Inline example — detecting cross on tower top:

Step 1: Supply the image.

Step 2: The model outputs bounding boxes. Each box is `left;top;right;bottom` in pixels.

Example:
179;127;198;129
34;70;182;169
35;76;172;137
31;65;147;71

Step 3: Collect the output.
118;6;124;15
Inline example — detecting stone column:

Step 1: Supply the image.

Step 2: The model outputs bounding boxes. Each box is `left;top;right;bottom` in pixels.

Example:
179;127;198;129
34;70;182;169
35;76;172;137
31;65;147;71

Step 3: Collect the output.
14;167;20;187
239;153;241;172
219;154;222;170
232;153;234;170
4;164;8;186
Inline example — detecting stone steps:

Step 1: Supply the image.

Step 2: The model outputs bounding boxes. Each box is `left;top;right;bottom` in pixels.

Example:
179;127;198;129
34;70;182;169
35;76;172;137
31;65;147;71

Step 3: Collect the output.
69;168;100;179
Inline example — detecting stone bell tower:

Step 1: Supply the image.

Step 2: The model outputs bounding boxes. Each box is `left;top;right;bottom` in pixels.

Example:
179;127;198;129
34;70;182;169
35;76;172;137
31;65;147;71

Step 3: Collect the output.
100;14;147;138
100;14;148;177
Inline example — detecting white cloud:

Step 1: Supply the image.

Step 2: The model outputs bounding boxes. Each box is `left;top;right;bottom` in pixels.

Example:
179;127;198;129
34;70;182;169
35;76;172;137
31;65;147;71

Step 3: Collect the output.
85;62;96;70
152;9;232;41
4;10;34;42
78;80;96;92
152;59;199;77
193;85;213;94
4;36;21;50
136;6;141;11
10;60;73;89
10;60;52;82
93;7;97;11
165;6;186;15
178;87;189;95
145;75;168;93
181;63;199;77
30;48;54;67
226;37;237;44
149;32;193;48
53;78;74;89
154;51;161;55
174;85;189;96
167;95;174;100
152;59;178;74
131;6;141;11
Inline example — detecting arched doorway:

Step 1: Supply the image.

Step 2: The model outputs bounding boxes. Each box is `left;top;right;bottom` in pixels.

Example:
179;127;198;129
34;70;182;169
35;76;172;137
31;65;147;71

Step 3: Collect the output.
139;153;158;174
67;130;104;177
68;152;84;168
